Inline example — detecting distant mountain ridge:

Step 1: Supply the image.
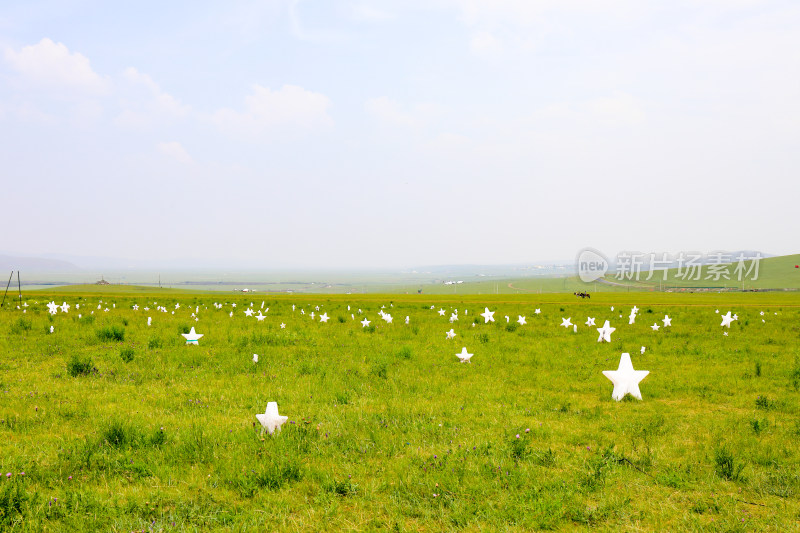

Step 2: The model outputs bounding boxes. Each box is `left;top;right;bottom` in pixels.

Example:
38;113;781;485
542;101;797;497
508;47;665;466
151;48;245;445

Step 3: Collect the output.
0;254;79;272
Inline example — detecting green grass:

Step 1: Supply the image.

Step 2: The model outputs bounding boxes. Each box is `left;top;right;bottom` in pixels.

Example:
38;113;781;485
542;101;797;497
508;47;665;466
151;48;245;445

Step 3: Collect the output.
1;290;799;530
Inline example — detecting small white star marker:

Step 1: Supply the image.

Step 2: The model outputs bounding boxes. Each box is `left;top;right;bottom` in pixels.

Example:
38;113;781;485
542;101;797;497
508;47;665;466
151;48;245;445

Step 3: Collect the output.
280;323;286;329
517;316;526;325
446;329;456;339
456;347;473;363
244;308;254;317
438;308;446;316
603;353;649;401
182;327;203;345
651;323;660;331
252;354;259;363
596;320;615;342
256;402;289;435
481;307;495;323
361;318;371;327
534;309;541;314
662;315;671;327
720;311;734;328
319;313;329;323
585;317;596;326
561;317;572;328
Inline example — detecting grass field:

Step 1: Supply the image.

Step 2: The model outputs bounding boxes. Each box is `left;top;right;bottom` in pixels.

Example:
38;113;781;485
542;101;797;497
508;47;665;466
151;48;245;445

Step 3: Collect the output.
1;289;799;531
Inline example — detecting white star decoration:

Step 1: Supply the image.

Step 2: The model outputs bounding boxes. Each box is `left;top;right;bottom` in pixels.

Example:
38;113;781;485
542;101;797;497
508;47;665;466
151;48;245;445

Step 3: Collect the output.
256;402;288;435
596;320;615;342
456;347;473;363
602;353;649;401
585;317;596;326
182;327;203;345
319;313;329;323
446;329;456;339
517;316;526;325
561;318;572;328
720;311;734;328
651;323;660;331
361;318;371;328
481;308;495;323
663;315;671;327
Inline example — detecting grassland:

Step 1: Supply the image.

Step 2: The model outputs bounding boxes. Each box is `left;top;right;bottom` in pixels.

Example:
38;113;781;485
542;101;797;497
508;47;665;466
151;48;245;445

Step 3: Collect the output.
1;290;799;531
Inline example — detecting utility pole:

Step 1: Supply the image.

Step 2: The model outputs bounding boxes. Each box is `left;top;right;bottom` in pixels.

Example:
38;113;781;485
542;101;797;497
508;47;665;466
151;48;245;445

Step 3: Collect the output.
1;271;13;307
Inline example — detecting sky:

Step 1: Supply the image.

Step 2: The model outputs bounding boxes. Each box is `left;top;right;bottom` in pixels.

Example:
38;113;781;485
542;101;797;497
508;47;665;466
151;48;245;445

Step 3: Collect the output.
1;0;798;269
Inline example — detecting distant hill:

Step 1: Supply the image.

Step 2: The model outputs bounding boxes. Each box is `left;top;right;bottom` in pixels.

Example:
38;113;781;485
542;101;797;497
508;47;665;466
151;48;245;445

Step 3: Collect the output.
0;254;79;272
603;253;800;290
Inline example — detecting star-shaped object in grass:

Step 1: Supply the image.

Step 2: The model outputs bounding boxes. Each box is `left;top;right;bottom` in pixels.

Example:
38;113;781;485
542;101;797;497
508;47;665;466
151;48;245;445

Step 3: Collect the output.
255;312;266;321
517;316;526;326
561;317;572;328
596;320;615;342
319;313;329;323
481;308;495;323
438;308;446;316
133;305;139;310
244;308;254;317
651;323;660;331
456;347;473;363
446;329;456;339
256;402;288;435
182;327;203;345
534;309;541;315
585;317;596;326
361;318;371;327
280;323;286;329
252;354;259;363
720;311;734;328
662;315;671;327
602;353;649;401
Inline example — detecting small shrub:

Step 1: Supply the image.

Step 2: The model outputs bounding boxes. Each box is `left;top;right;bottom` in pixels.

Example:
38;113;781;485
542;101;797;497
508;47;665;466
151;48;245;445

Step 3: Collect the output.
122;318;129;326
0;479;28;526
147;337;162;350
79;315;95;325
509;435;529;459
371;361;388;380
326;478;358;496
103;420;138;448
337;316;346;323
755;361;761;377
750;418;767;435
396;346;412;360
96;326;125;342
67;354;94;377
475;333;490;344
755;395;774;410
714;446;745;481
505;322;518;333
120;347;134;363
10;317;32;334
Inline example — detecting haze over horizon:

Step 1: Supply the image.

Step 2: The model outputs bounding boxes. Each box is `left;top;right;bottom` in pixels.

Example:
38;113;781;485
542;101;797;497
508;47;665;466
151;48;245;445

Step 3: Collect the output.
1;1;797;269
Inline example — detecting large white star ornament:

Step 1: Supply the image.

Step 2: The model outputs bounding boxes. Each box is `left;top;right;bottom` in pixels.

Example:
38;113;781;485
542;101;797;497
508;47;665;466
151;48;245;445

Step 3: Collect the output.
517;316;526;325
585;317;596;326
561;318;573;328
663;315;672;327
651;323;660;331
319;313;329;323
481;308;495;323
256;402;289;435
456;347;473;363
603;353;649;401
182;327;203;345
361;318;371;328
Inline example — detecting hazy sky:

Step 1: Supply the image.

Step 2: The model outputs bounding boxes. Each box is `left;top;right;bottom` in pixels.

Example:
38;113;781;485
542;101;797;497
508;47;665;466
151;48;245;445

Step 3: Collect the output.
1;1;797;269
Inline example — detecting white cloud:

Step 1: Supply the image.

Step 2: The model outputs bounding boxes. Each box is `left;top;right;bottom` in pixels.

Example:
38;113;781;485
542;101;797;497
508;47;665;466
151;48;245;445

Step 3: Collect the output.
3;38;109;95
365;96;418;127
115;67;190;127
157;141;194;165
212;84;333;136
469;31;502;57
